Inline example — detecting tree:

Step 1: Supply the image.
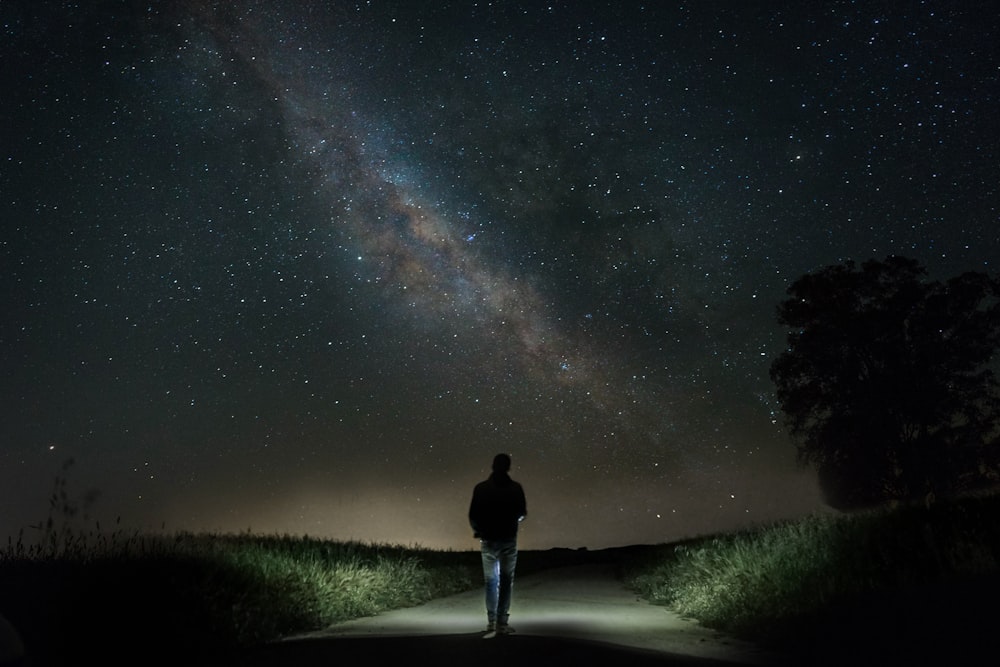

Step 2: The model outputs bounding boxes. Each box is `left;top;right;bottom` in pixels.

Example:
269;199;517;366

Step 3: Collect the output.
770;256;1000;509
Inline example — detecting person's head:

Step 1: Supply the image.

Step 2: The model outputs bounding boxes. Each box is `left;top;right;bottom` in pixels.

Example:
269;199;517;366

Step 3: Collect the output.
492;453;512;473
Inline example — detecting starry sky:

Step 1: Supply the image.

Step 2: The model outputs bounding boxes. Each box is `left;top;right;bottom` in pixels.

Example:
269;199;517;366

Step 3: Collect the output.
2;1;997;551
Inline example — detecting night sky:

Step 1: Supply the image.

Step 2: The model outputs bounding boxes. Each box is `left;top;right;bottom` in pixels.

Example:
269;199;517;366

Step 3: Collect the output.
2;1;997;551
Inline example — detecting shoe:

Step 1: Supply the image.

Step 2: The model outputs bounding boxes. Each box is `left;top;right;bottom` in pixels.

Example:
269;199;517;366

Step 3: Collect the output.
497;623;515;635
483;620;496;639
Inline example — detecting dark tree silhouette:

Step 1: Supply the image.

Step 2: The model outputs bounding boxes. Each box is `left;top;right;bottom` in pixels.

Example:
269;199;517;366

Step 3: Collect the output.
770;256;1000;509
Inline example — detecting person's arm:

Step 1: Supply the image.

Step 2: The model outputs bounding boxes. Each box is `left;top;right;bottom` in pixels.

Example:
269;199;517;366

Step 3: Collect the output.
469;487;482;537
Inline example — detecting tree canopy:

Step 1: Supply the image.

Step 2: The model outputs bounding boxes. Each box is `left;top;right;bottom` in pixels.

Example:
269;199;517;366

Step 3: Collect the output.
770;256;1000;509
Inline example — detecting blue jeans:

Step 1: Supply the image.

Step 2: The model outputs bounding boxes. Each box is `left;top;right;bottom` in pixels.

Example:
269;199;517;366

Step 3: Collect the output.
480;539;518;624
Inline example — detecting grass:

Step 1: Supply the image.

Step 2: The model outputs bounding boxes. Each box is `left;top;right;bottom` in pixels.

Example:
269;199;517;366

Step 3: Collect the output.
619;490;1000;653
0;528;484;665
3;491;999;665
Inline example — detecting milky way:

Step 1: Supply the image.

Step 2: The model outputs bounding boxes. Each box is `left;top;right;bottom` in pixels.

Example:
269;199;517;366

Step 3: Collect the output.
2;1;997;549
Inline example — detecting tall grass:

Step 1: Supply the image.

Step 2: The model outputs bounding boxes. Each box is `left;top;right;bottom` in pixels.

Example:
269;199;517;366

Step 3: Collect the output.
0;529;481;665
620;492;1000;645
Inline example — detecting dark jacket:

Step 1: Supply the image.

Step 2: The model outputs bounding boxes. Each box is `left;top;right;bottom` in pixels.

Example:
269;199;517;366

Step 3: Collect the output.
468;472;527;541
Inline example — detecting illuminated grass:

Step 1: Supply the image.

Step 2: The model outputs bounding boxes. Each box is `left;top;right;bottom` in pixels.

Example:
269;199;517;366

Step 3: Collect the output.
0;530;481;664
620;492;1000;644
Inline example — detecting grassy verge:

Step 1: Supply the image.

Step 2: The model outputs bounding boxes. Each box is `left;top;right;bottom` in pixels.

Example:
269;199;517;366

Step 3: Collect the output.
619;491;1000;655
1;530;482;665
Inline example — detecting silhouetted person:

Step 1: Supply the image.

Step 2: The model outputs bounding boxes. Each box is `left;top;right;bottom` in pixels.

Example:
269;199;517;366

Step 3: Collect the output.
468;453;527;638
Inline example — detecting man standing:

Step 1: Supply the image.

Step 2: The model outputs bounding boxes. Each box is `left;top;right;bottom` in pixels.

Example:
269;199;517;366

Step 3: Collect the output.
468;453;527;638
